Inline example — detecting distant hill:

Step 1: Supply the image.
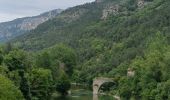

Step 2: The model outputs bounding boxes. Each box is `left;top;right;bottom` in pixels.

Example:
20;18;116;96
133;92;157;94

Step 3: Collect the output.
0;9;63;42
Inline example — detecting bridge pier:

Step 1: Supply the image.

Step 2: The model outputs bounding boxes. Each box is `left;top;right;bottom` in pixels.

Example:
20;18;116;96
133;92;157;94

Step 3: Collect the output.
93;84;99;94
93;94;99;100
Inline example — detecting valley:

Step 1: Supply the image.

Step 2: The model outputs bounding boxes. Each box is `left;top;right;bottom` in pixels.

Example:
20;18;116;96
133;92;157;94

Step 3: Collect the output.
0;0;170;100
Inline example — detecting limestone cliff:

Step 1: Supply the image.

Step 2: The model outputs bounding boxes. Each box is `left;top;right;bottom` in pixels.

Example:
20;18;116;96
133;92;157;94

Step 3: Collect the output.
0;9;62;41
101;4;119;19
95;0;104;3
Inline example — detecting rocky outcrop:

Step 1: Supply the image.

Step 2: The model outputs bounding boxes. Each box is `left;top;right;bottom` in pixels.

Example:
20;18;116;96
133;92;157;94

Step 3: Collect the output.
56;9;87;23
127;68;135;77
101;4;119;19
137;0;145;8
96;0;104;3
137;0;152;9
0;9;62;41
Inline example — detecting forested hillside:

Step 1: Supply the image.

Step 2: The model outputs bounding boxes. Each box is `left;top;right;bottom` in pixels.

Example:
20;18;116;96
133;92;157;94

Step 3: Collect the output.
1;0;169;99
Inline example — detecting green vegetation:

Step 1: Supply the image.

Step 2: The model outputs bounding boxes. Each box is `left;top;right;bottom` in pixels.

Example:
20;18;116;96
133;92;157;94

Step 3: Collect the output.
0;75;24;100
30;68;53;99
55;71;71;95
1;0;170;99
116;33;170;99
0;44;76;99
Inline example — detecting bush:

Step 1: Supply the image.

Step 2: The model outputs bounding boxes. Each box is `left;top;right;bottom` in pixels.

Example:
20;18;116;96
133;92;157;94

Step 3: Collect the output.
0;75;24;100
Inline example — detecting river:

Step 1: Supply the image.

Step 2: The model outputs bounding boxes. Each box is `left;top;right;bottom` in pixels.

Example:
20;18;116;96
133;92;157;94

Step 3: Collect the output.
52;89;115;100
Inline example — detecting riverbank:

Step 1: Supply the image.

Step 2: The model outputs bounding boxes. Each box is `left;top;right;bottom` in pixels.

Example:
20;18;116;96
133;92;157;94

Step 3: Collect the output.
51;88;115;100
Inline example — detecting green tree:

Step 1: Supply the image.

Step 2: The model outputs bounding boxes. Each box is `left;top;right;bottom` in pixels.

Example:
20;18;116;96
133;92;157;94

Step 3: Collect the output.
0;66;8;76
4;42;13;54
0;48;4;65
19;71;31;100
50;44;76;76
30;68;53;100
56;71;71;95
0;75;24;100
4;49;30;71
36;51;51;69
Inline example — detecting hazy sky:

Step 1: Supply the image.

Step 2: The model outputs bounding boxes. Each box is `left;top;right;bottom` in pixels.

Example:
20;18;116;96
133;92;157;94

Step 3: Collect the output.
0;0;94;22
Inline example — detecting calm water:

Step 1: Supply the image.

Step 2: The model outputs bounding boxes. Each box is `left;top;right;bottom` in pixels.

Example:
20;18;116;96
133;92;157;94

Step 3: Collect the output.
52;89;115;100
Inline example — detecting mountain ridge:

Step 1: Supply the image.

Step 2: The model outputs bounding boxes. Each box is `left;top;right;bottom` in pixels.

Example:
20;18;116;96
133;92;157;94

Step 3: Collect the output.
12;0;154;50
0;9;63;42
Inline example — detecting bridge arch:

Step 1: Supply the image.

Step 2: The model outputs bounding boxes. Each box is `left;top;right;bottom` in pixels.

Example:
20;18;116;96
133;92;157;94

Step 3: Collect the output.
93;77;115;94
98;81;116;92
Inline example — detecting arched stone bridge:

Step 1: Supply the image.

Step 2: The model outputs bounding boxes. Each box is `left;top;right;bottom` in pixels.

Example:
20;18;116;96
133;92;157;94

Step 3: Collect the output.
93;77;115;94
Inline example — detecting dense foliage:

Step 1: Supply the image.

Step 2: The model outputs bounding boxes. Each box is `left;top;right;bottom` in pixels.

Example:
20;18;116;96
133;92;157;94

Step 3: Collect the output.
0;44;76;99
2;0;170;99
55;71;71;95
0;75;24;100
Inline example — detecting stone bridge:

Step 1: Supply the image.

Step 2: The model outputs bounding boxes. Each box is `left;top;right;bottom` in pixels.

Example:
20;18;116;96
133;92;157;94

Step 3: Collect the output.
93;77;115;94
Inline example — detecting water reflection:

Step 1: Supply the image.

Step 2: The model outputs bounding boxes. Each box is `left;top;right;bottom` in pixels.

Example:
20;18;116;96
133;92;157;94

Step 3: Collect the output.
52;89;114;100
54;94;116;100
54;94;99;100
93;94;98;100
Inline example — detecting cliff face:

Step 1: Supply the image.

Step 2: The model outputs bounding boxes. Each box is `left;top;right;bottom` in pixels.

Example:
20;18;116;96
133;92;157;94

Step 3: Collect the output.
100;0;153;19
0;9;62;42
95;0;104;3
101;4;119;19
137;0;146;8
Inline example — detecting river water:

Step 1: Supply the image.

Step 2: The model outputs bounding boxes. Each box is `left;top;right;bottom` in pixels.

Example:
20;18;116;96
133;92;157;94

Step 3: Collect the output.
52;89;115;100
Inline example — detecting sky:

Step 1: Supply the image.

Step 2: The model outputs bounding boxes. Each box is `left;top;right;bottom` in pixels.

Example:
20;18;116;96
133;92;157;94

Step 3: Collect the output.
0;0;94;22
